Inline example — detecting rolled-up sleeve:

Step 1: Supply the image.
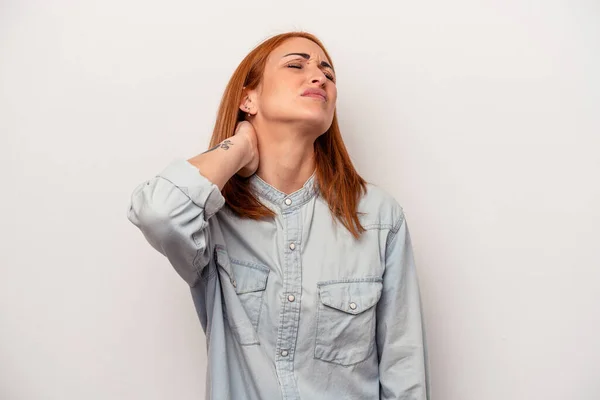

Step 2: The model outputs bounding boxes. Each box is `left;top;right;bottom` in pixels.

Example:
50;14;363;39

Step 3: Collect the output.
377;212;430;399
127;158;225;287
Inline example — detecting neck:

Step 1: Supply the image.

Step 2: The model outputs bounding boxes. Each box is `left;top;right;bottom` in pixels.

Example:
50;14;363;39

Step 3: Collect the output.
252;119;318;195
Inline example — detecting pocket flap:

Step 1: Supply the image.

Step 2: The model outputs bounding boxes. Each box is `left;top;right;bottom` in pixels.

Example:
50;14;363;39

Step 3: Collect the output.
230;261;269;294
215;246;269;294
318;279;383;315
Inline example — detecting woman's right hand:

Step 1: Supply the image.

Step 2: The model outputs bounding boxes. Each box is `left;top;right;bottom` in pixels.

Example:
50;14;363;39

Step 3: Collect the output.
235;121;259;178
186;120;259;190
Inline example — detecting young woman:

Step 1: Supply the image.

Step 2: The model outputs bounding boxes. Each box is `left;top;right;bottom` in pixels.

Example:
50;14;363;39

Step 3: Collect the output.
128;31;429;400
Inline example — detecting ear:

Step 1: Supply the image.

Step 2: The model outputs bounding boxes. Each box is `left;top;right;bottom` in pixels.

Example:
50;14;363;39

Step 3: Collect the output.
239;87;258;116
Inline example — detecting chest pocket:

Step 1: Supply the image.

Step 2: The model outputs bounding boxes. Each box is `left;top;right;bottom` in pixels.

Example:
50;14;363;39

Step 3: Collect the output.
214;246;269;345
314;278;383;366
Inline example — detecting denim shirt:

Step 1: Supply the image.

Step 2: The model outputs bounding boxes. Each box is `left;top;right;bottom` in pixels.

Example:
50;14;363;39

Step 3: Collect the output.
127;158;430;400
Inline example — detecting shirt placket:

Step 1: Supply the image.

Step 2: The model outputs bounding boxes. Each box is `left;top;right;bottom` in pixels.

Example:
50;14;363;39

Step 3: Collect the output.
275;196;303;400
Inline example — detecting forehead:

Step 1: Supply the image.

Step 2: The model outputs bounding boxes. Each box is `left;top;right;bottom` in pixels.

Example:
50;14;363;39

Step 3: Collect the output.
267;37;330;65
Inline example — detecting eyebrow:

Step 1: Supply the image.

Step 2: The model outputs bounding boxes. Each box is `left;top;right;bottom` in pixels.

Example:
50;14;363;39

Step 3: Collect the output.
282;52;334;72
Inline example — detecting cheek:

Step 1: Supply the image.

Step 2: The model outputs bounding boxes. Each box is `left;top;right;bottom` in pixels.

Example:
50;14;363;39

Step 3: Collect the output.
328;88;338;110
328;84;337;100
262;84;300;112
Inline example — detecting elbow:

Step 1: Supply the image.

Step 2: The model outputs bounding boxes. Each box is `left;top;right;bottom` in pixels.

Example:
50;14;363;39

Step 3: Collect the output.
126;181;174;239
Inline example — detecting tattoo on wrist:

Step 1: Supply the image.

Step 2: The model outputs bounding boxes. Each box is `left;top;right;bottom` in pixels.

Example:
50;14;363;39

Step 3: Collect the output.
203;139;234;154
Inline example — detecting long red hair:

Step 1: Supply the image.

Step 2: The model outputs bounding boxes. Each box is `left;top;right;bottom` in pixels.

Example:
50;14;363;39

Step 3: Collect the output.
209;31;367;239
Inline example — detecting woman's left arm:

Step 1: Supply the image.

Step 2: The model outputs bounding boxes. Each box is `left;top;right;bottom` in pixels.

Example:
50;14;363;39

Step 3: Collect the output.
376;213;430;400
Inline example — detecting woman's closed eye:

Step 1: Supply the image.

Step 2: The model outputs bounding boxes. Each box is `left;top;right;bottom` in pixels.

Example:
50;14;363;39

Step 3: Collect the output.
287;63;335;82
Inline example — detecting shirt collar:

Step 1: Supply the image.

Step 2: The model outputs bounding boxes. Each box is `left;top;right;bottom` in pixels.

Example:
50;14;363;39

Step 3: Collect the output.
248;170;319;210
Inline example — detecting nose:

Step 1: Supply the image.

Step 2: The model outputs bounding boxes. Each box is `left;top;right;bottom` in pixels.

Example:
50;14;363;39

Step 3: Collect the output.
309;65;327;86
311;76;326;86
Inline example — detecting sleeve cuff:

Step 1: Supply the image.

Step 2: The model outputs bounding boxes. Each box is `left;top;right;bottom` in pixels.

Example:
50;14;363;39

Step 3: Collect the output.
157;158;226;219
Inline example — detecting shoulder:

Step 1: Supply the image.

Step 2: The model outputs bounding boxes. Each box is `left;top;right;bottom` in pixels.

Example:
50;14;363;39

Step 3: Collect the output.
357;182;405;231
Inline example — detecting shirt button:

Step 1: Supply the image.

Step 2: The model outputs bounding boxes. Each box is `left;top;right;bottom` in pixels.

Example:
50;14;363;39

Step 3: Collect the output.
231;280;237;288
284;198;292;206
289;242;296;250
288;294;295;302
349;302;357;310
281;350;289;357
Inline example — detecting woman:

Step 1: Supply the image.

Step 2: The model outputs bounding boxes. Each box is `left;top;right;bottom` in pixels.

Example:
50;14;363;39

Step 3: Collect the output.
128;31;429;400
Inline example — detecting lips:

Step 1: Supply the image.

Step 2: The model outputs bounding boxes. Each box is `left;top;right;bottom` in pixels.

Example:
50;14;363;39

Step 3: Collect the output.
301;88;327;101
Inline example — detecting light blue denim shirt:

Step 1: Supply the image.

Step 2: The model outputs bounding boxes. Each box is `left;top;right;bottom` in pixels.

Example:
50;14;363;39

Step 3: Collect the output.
127;158;429;400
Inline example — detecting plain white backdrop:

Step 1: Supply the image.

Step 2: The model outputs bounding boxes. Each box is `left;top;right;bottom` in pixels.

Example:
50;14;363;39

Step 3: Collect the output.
2;1;599;399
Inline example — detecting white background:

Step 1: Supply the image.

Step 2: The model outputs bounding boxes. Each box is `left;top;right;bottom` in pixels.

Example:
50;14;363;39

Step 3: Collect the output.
2;1;599;399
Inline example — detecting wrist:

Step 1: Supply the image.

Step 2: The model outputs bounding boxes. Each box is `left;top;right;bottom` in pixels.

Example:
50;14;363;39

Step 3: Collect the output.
234;133;255;170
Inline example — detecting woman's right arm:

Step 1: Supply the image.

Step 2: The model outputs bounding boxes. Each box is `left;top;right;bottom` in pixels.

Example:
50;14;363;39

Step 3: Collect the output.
127;122;258;287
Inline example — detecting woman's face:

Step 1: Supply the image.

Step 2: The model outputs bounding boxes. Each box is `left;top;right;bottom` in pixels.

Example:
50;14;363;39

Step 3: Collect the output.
245;37;337;135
